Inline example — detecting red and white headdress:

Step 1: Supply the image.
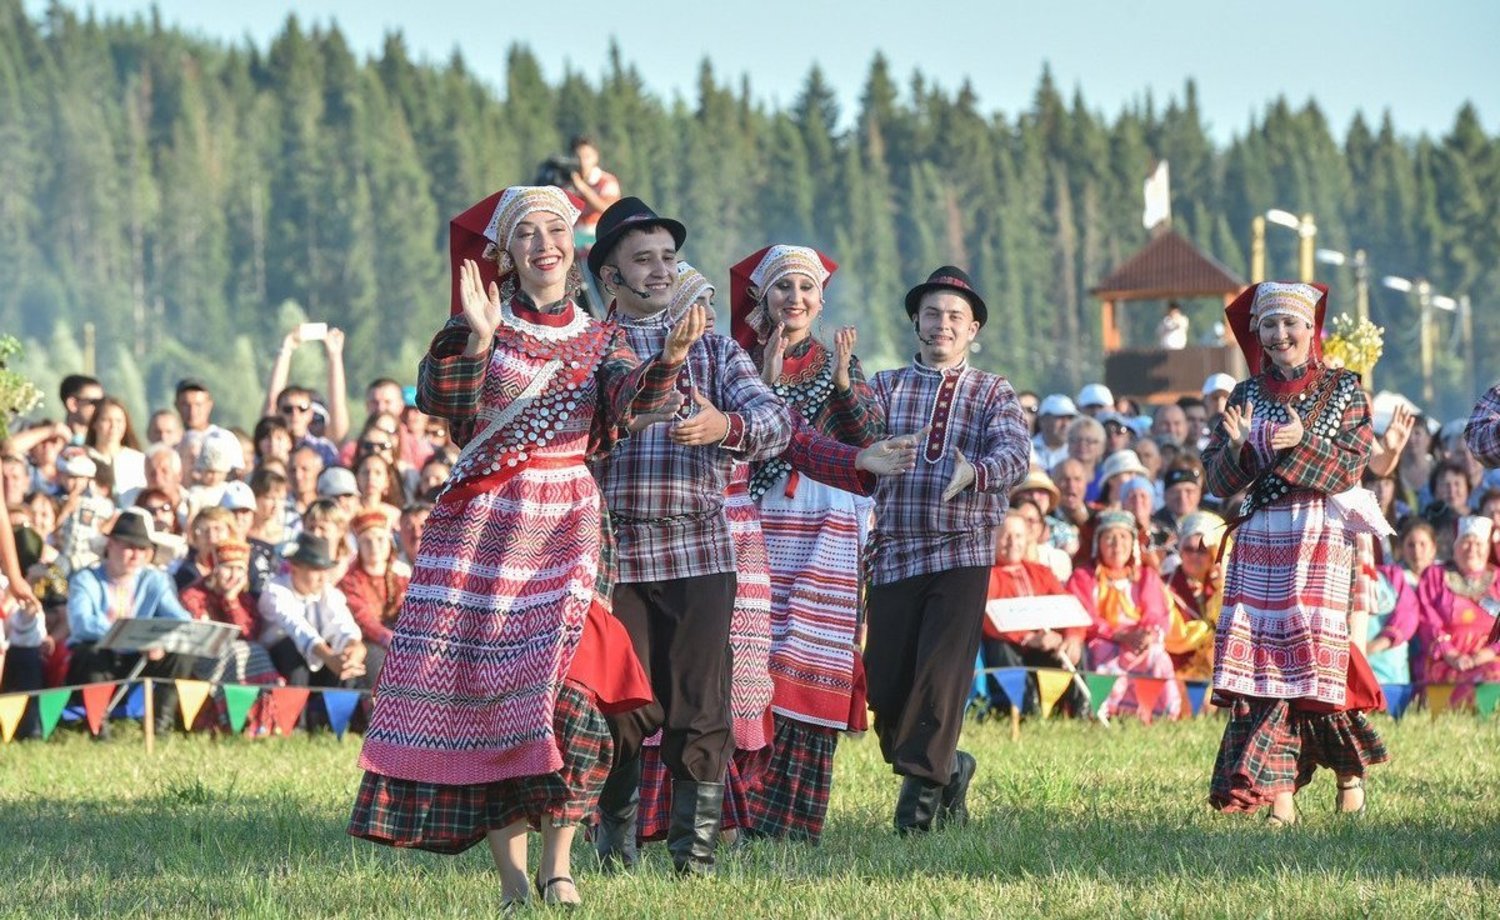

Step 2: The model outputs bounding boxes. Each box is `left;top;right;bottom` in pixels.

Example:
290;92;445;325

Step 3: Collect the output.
727;245;837;349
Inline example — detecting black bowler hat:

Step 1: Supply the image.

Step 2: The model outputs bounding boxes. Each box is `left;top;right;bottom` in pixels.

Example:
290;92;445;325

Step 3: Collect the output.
904;265;988;326
587;197;688;278
286;536;338;571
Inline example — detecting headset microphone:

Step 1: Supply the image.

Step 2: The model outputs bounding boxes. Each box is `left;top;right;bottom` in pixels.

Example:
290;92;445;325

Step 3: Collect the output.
611;269;654;301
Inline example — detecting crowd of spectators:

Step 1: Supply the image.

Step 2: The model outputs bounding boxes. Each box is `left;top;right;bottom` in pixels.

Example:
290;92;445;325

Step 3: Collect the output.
984;376;1500;719
0;328;442;738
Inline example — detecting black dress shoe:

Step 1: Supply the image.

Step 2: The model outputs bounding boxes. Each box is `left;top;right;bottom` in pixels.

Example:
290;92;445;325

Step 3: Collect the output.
938;750;976;828
894;775;943;836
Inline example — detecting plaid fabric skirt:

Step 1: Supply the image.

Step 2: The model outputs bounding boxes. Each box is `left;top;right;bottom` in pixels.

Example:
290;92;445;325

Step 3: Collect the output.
348;683;611;853
744;715;839;844
1209;696;1389;814
635;743;757;842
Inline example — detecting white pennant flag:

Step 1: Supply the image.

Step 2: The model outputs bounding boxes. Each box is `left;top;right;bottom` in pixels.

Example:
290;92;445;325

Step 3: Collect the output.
1142;160;1171;231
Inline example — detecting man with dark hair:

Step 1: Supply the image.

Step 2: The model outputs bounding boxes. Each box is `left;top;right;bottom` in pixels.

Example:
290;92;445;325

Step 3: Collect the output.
175;378;215;433
568;134;621;257
275;385;339;466
1176;394;1208;449
58;374;103;443
589;197;791;876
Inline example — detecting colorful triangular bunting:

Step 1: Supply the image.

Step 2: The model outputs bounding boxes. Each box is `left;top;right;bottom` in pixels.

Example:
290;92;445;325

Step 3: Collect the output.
1131;677;1166;724
270;687;310;736
322;690;362;740
223;684;260;734
176;680;212;730
0;694;26;742
1381;683;1414;720
81;683;114;735
38;689;68;740
1426;683;1456;716
1035;669;1072;719
1183;681;1208;717
1474;682;1500;717
1083;672;1119;713
993;668;1029;713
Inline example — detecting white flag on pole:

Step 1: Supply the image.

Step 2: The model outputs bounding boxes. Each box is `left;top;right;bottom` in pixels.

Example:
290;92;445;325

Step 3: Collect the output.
1142;160;1171;230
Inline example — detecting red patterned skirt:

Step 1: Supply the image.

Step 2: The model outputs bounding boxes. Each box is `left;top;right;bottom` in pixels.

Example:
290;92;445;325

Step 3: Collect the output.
743;714;839;843
1209;695;1388;813
348;682;611;853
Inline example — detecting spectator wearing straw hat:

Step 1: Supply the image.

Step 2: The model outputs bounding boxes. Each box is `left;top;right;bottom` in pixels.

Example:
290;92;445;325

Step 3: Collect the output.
65;509;194;734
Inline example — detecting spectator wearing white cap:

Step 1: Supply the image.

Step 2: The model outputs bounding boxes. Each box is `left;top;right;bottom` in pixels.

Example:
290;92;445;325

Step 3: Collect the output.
316;466;361;518
220;480;257;541
1098;411;1135;457
1202;373;1236;419
1032;394;1077;471
1075;384;1114;419
53;451;115;577
185;426;244;521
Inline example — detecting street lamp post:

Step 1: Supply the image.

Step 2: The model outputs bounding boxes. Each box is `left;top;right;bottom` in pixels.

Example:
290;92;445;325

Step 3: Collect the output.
1384;275;1471;407
1264;209;1318;282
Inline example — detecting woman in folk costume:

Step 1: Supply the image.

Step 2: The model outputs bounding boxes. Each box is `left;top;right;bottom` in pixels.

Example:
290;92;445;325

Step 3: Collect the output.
726;244;882;843
632;263;777;845
1066;510;1182;719
1203;281;1390;825
1164;511;1227;682
348;186;701;909
1415;515;1500;703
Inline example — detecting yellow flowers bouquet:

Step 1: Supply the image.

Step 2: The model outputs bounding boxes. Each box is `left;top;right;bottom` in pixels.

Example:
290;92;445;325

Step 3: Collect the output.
1321;313;1385;378
0;336;43;439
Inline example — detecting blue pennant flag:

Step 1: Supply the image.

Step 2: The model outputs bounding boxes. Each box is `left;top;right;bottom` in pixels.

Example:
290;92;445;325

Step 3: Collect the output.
1185;681;1208;717
1381;683;1414;721
322;690;363;740
118;683;146;720
993;668;1030;713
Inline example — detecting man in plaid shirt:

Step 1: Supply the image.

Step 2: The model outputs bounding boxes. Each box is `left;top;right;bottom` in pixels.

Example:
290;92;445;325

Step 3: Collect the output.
862;266;1031;836
1466;384;1500;467
588;198;792;876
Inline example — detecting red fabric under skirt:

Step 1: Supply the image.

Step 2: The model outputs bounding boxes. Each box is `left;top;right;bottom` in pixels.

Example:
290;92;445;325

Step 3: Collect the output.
743;714;839;844
348;682;611;853
1208;695;1389;814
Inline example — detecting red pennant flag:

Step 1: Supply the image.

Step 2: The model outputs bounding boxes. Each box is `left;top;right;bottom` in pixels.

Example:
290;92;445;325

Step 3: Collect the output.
1175;679;1190;720
81;683;114;735
1131;676;1166;724
270;687;310;736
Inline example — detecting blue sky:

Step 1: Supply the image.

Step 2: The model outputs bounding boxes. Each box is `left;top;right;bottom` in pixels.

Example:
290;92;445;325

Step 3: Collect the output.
27;0;1500;143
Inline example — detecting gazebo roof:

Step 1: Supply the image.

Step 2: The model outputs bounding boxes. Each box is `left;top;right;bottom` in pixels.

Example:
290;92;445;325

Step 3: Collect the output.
1090;229;1245;301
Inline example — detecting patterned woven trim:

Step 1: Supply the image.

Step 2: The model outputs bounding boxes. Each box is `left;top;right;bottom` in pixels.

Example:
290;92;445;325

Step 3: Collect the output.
483;186;581;249
499;299;589;342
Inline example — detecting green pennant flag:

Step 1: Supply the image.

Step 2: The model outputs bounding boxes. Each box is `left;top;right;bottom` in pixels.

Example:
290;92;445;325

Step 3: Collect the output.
223;685;260;734
37;689;69;740
1475;683;1500;717
1083;673;1119;711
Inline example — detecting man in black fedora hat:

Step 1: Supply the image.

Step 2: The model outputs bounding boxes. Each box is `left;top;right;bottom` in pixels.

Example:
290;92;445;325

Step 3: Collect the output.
863;265;1031;835
589;196;793;875
65;508;196;735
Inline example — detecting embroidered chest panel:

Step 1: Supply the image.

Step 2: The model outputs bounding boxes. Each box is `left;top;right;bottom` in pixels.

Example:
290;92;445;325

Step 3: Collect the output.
1239;369;1358;515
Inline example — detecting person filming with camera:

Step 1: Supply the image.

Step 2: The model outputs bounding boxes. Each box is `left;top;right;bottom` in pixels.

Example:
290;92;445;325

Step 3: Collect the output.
567;134;620;256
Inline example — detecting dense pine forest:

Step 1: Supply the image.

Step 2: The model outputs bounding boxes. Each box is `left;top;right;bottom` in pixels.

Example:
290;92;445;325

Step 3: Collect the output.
2;1;1497;425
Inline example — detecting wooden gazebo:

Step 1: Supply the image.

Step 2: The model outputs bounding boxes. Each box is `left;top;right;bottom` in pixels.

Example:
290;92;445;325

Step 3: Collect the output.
1090;230;1247;403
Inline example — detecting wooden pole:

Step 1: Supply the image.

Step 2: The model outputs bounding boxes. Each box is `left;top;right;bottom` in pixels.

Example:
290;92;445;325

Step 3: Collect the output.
1250;217;1266;283
143;678;155;756
1010;705;1021;743
1298;213;1317;282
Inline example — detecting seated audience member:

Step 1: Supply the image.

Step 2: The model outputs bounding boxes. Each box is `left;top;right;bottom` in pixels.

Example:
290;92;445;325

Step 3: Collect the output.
1010;495;1073;582
288;444;324;516
397;501;431;566
54;452;116;577
981;512;1086;716
300;499;355;582
258;535;367;693
1424;460;1471;559
1416;516;1500;706
316;466;361;519
1366;555;1422;687
338;509;410;681
1163;512;1225;681
84;396;147;501
253;415;294;471
1067;510;1181;720
220;481;257;540
354;453;404;526
1153;457;1205;533
65;510;193;733
247;467;291;594
1397;519;1438;589
1118;476;1170;564
175;506;235;592
415;456;451;502
178;540;279;686
185;427;243;520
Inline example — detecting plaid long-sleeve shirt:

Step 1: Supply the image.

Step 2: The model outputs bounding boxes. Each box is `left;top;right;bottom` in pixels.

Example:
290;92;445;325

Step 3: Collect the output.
597;321;793;583
1465;385;1500;467
865;359;1031;585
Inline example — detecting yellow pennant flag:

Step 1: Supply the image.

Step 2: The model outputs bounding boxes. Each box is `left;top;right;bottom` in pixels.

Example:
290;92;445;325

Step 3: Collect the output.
0;694;27;743
176;680;213;730
1036;669;1073;719
1426;683;1456;716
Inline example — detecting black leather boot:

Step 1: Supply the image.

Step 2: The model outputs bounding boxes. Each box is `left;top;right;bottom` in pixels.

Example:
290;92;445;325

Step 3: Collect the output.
893;775;943;836
667;779;724;876
938;750;976;828
595;755;642;872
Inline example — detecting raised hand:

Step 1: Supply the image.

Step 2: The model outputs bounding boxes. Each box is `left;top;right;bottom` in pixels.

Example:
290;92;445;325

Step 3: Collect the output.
670;388;730;446
832;325;857;390
324;327;345;357
1221;403;1252;449
664;304;707;365
1270;407;1304;450
627;391;686;434
458;258;502;345
761;321;788;385
1383;403;1415;454
942;447;976;501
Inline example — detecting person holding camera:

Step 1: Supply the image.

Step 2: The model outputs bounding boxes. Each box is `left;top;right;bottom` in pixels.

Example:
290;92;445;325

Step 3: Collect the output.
568;134;620;256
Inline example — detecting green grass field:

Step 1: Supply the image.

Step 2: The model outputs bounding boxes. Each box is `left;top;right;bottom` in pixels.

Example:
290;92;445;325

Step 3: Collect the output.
4;713;1498;919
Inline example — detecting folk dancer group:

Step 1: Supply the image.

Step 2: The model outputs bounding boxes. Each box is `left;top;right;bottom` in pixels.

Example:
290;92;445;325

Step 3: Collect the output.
341;185;1435;906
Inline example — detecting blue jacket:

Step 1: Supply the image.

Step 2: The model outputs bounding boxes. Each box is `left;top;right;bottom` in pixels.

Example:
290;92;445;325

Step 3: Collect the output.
67;566;192;646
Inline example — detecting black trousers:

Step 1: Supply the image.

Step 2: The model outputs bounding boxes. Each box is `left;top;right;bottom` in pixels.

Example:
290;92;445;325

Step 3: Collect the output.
605;571;736;782
864;566;989;784
66;641;194;731
1;646;44;739
979;637;1089;717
